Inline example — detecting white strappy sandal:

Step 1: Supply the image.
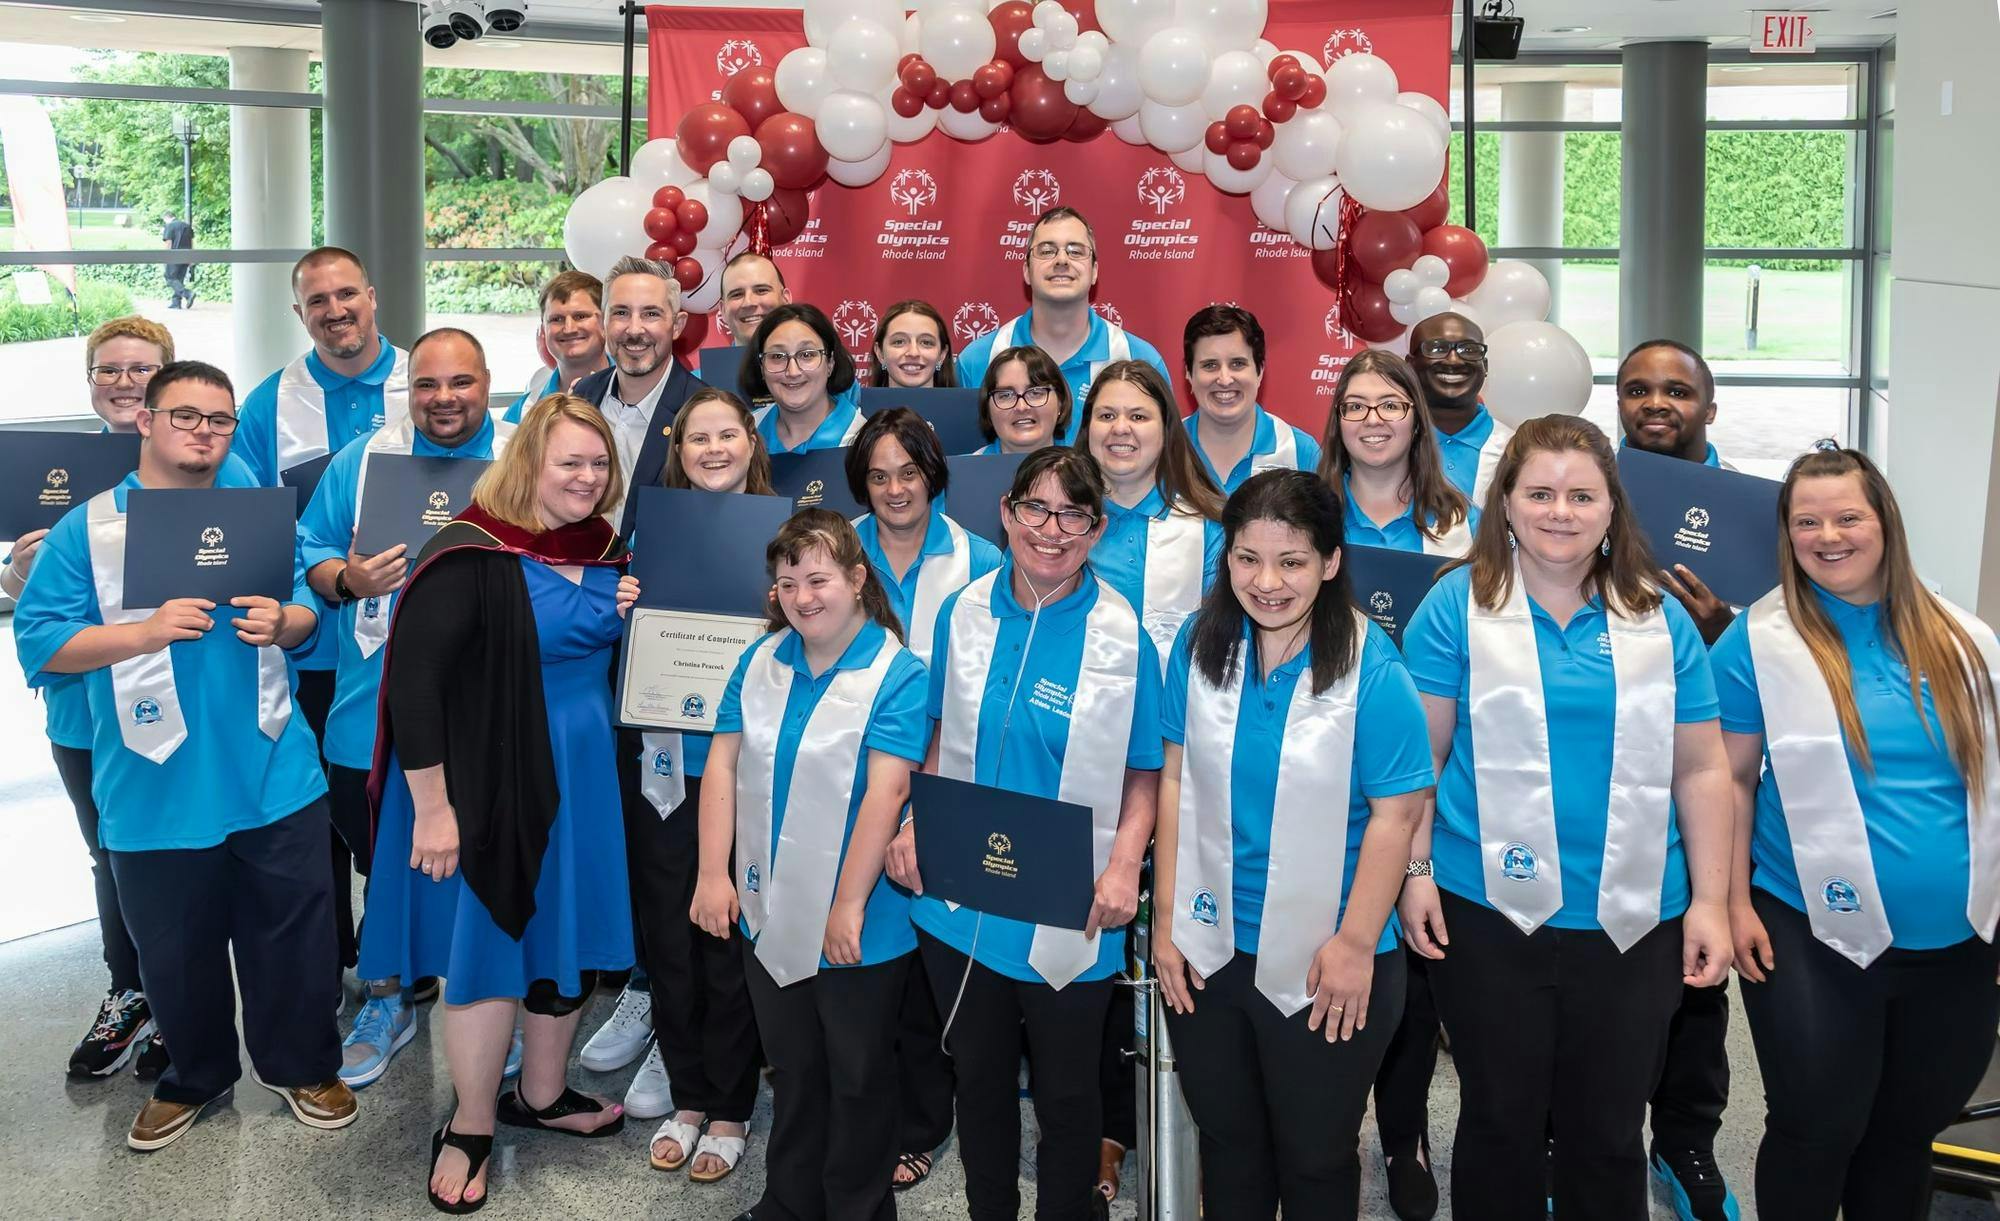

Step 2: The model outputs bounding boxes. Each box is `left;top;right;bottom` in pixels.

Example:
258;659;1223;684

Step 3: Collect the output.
648;1116;701;1172
687;1128;748;1184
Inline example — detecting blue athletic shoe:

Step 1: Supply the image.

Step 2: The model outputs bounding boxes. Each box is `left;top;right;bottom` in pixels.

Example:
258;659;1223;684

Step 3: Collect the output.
1651;1146;1741;1221
339;992;416;1089
502;1026;523;1080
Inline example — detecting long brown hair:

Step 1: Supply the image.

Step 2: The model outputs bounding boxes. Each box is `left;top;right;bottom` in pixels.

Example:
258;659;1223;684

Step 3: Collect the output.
1458;415;1662;617
763;508;906;642
1777;446;1998;790
1080;359;1224;521
1317;349;1469;542
870;299;959;388
473;392;624;530
662;387;776;495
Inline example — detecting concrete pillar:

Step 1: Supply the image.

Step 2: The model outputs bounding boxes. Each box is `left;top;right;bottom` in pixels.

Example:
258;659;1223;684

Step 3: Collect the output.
1618;41;1707;352
1499;81;1565;326
228;47;312;387
320;0;425;344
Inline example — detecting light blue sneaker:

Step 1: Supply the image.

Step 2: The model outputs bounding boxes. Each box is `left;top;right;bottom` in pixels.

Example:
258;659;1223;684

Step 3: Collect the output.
502;1025;524;1080
339;991;415;1089
1651;1147;1741;1221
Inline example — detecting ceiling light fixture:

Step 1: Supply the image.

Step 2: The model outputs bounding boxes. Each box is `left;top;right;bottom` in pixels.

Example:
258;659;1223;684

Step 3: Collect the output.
1550;25;1592;33
68;12;128;22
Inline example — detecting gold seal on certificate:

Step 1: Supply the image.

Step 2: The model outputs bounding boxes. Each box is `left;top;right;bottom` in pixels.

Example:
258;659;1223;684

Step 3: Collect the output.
618;608;767;731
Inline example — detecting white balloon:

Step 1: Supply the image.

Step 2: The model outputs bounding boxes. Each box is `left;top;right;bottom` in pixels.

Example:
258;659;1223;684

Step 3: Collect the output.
920;6;999;79
1337;101;1447;211
827;143;894;186
1200;50;1266;121
681;181;741;250
1481;321;1594;426
1043;50;1071;81
1138;97;1206;153
1323;51;1400;123
815;90;888;162
1096;0;1173;45
1068;43;1104;81
1064;76;1100;106
1172;0;1266;53
775;48;836;116
1202;147;1272;194
1250;38;1279;66
1032;0;1064;26
1019;27;1049;62
1049;14;1080;48
1365;326;1411;354
901;12;924;55
885;96;942;142
630;139;700;193
1171;143;1206;173
1446;298;1485;332
803;0;903;47
1390;299;1422;326
1138;27;1211;108
1463;259;1553;329
1249;169;1295;232
682;244;726;313
708;162;743;196
1397;90;1451;146
1075;29;1110;57
738;167;775;203
1283;174;1343;250
938;105;1000;141
912;0;966;15
726;135;762;174
1411;254;1450;289
1271;108;1341;181
1088;42;1146;120
1382;267;1420;304
563;176;654;281
1413;285;1454;319
1109;113;1149;145
828;20;901;92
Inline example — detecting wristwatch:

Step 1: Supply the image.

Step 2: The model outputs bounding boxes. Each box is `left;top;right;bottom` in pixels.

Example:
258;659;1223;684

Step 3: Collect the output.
332;565;359;604
1405;859;1433;878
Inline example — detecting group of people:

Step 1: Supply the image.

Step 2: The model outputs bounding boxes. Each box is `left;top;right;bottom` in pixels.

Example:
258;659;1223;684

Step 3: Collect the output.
4;201;1995;1221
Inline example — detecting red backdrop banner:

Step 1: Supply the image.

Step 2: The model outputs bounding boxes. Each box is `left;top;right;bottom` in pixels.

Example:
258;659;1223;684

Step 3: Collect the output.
646;1;1450;437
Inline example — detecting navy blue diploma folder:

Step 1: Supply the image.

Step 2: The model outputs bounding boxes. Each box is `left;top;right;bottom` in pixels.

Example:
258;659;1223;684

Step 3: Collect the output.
858;386;987;456
0;431;140;537
1342;544;1451;647
910;772;1096;931
123;487;297;606
769;447;870;520
353;453;492;557
941;452;1025;547
628;485;795;615
699;345;750;398
279;454;333;520
1617;447;1782;607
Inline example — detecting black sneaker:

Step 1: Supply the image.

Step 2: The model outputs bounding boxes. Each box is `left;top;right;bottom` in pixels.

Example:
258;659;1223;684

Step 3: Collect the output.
68;989;155;1079
134;1031;170;1082
1385;1136;1439;1221
412;976;441;1004
1651;1144;1741;1221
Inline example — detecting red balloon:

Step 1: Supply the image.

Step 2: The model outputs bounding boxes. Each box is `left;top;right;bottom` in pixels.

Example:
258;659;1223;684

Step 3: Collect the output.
1349;209;1424;282
891;86;925;118
643;207;680;242
926;81;952;110
1064;108;1109;141
1254;118;1275;149
763;189;812;247
1267;53;1300;80
1273;66;1308;102
1204;121;1231;155
672;256;704;292
676;102;751;174
1401;182;1450;232
669;228;698;257
1056;0;1100;35
1262;91;1296;123
1298;76;1327;109
989;1;1036;68
979;93;1012;123
674;198;708;234
674;310;710;367
721;67;784;133
904;60;938;95
1341;279;1405;343
1007;64;1078;140
645;241;676;262
973;61;1010;100
1311;243;1341;288
1421;224;1491;297
1226;141;1261;172
1224;104;1262;142
754;112;829;191
898;52;920;74
950;80;982;114
652;185;685;211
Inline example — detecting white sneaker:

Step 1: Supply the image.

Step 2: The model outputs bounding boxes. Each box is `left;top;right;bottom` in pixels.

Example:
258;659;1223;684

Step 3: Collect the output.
578;983;653;1072
623;1041;672;1120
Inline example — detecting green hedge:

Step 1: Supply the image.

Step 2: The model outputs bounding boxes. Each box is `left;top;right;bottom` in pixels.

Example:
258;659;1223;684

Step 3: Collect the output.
0;277;136;343
424;179;568;313
77;261;235;305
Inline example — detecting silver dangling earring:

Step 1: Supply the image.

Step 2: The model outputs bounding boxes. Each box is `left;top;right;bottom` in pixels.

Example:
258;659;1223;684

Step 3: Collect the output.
1601;534;1612;557
1506;527;1517;551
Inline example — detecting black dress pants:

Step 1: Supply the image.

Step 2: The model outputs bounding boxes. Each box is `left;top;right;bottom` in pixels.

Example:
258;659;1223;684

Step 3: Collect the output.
1741;889;2000;1221
895;947;955;1155
51;743;143;994
618;766;761;1121
1427;889;1685;1220
745;946;908;1221
109;800;341;1104
1372;943;1440;1159
918;928;1113;1221
1649;977;1730;1153
1164;949;1405;1221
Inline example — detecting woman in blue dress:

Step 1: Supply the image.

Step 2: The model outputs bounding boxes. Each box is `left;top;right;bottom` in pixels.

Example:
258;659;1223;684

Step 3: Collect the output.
971;344;1070;455
357;394;634;1213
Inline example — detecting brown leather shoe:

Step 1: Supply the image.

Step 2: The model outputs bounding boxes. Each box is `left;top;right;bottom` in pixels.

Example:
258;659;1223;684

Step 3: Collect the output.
128;1091;224;1151
257;1074;358;1130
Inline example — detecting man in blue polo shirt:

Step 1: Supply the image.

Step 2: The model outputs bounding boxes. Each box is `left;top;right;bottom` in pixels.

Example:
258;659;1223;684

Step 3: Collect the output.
504;269;607;422
956;206;1171;444
1409;312;1509;504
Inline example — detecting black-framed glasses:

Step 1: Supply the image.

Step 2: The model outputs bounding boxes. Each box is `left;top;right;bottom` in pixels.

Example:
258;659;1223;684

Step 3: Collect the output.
150;406;239;435
1416;339;1488;362
1030;241;1093;263
1338;398;1414;423
760;348;828;374
1009;499;1097;536
88;363;162;386
989;385;1056;410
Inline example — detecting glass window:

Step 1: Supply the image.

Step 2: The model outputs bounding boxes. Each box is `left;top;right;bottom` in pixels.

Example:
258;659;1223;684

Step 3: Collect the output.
424;115;626;251
1547;258;1619;365
1705;130;1858;250
1583;382;1849;482
1449;64;1622;124
1701;259;1854;373
1705;61;1860;121
427;259;565;396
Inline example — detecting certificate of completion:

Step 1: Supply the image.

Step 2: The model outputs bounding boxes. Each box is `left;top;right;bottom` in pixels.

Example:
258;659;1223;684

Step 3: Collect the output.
618;608;765;731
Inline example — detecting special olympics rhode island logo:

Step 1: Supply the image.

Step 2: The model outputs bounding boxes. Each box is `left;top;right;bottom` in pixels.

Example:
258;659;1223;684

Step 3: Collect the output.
1369;589;1394;615
45;467;68;487
1093;301;1124;328
1189;887;1220;927
1323;307;1356;346
888;168;938;216
1684;506;1711;531
429;490;450;510
201;526;223;548
1674;505;1714;555
1322;27;1375;64
1500;842;1539;882
132;697;162;726
1012;168;1061;212
1137;166;1186;216
681;692;707;720
953;301;1001;343
195;524;229;569
715;39;761;77
832;299;879;354
39;467;72;508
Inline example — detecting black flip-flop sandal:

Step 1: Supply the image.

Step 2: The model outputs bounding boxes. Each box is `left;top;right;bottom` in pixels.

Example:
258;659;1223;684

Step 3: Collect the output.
892;1150;933;1192
496;1085;626;1138
429;1123;494;1215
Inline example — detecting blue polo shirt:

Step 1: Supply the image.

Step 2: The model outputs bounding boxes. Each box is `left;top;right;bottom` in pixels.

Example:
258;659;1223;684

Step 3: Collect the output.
910;560;1165;982
1342;480;1481;553
237;341;400;487
1711;587;1978;949
1402;566;1719;929
1617;438;1724;469
1184;407;1323;494
504;367;563;423
1095;488;1224;624
756;386;863;455
1434;403;1501;500
1162;617;1433;955
13;473;328;851
714;619;931;968
855;508;1003;643
955;310;1171;446
298;416;502;770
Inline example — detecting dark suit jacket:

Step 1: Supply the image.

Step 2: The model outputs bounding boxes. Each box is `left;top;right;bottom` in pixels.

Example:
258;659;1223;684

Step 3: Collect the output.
572;361;706;538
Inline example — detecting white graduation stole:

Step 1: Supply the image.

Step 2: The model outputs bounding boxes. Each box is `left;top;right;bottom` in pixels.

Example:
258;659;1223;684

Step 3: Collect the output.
1257;419;1300;475
84;489;291;763
1466;564;1677;948
1140;501;1207;658
639;730;687;818
1421;511;1474;559
735;630;902;986
852;511;974;668
1469;418;1514;508
937;570;1140;988
1746;588;2000;966
274;345;411;476
1173;612;1367;1016
991;313;1133;389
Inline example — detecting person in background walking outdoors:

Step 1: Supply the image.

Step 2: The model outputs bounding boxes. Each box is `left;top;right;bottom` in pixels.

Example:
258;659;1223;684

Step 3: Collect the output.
161;212;195;311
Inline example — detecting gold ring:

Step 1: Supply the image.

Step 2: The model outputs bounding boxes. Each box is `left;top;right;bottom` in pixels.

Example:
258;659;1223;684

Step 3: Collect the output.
1331;1004;1345;1012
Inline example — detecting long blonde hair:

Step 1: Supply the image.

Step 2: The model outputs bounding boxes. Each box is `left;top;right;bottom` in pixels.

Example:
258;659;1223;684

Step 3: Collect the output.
1777;446;1997;790
473;393;625;530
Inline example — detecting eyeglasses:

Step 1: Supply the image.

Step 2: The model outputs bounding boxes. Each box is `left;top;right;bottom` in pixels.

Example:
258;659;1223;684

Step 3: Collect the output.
1416;339;1488;362
150;406;239;435
989;385;1056;410
1009;499;1097;536
1030;241;1093;263
760;348;828;374
88;363;162;386
1338;398;1414;423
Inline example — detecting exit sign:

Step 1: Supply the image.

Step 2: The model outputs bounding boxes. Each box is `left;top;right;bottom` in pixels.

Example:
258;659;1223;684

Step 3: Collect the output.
1752;11;1818;54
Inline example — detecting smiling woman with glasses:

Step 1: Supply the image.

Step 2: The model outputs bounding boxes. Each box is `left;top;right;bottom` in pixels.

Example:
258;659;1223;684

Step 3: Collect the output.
973;345;1071;455
1316;350;1473;559
740;303;865;455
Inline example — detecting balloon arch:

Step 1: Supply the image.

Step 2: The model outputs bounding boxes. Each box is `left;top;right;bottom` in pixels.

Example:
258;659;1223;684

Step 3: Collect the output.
563;0;1593;421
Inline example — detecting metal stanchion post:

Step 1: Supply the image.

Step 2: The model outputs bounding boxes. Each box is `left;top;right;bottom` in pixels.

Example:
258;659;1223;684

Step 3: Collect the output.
1744;263;1762;351
1132;894;1201;1219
